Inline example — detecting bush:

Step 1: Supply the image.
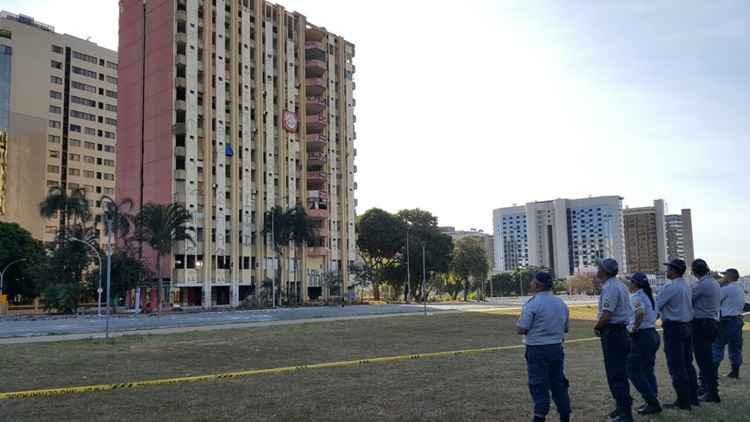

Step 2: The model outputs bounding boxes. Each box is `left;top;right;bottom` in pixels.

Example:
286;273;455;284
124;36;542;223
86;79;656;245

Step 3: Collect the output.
41;284;81;314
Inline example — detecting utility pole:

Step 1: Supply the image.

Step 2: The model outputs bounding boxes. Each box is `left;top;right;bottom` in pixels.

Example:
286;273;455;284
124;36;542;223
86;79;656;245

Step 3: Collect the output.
105;216;113;339
406;226;411;303
68;237;102;316
422;243;427;316
271;211;276;309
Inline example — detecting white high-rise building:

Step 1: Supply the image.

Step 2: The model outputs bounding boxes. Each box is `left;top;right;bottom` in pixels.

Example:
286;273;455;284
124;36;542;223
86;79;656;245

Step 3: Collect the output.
493;196;627;278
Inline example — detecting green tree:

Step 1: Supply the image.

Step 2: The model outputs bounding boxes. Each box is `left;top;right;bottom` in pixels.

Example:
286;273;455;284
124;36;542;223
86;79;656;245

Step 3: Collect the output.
0;222;45;301
451;237;489;301
39;186;91;231
396;209;453;301
101;195;135;246
490;272;517;296
133;203;194;315
355;208;406;300
511;266;549;296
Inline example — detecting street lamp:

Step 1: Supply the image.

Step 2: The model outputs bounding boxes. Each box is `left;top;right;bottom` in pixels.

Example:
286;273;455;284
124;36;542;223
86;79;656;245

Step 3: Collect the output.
0;258;27;296
67;237;103;317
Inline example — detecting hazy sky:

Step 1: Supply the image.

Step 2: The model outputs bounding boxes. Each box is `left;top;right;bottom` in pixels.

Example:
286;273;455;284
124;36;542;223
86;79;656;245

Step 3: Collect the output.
6;0;749;271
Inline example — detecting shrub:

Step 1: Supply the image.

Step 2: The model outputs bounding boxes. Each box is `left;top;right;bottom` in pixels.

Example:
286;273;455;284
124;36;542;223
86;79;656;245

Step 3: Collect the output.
41;284;81;314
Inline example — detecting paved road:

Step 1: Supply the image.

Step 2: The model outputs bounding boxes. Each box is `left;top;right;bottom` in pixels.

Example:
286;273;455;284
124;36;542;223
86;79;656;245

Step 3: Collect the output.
0;296;598;340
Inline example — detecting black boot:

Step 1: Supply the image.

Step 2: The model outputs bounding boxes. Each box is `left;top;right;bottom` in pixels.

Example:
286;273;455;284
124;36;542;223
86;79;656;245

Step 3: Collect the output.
638;401;662;415
700;391;721;403
728;365;740;379
532;416;545;422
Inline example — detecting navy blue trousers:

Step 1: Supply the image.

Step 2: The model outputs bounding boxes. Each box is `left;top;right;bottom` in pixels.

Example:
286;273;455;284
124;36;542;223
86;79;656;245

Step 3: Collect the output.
663;321;699;407
713;316;744;368
692;318;719;395
626;328;660;405
525;344;571;418
601;325;633;413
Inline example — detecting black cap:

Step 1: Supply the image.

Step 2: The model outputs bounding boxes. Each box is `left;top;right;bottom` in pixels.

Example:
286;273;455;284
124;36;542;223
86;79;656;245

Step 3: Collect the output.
628;272;650;288
692;259;710;274
664;259;687;273
532;272;554;289
721;268;740;279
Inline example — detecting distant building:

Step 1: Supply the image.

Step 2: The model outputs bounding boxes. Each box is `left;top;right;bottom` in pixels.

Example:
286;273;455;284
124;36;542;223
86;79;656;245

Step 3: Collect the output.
439;227;494;268
623;199;668;274
666;209;694;264
0;11;118;244
493;196;627;278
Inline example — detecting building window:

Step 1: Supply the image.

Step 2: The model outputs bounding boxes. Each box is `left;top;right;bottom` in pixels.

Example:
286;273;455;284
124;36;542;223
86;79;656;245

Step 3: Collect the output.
69;153;80;161
84;127;96;136
102;187;114;195
51;45;63;54
50;60;62;69
106;61;117;70
103;144;115;152
103;159;114;167
103;173;114;181
50;75;63;85
72;66;97;79
48;135;61;144
71;81;97;93
49;90;62;100
72;51;98;64
84;141;96;150
104;131;115;140
83;170;95;178
49;120;61;128
105;104;117;112
83;155;95;164
68;168;80;176
49;105;62;114
48;150;60;158
105;117;117;126
105;75;117;84
71;96;96;107
105;90;117;99
47;165;60;173
70;109;96;121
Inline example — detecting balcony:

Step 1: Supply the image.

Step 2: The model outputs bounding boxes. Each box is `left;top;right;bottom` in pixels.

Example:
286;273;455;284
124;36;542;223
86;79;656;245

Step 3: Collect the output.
307;171;327;185
307;208;329;220
305;40;325;50
306;134;327;151
176;10;187;22
306;114;327;132
306;96;326;115
305;59;326;78
307;151;327;166
175;99;186;111
176;54;187;68
176;77;186;88
306;77;326;96
176;32;187;45
308;247;329;257
173;123;186;135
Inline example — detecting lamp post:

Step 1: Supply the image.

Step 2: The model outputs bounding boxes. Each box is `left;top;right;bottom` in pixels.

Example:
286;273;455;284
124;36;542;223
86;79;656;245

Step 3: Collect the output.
422;242;427;316
68;237;103;316
406;225;411;303
104;215;113;339
1;258;27;296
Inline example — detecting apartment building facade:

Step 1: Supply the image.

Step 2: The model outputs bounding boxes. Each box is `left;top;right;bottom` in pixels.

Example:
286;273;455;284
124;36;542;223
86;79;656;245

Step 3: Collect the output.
493;196;627;277
439;227;495;268
117;0;357;308
623;199;668;274
666;209;694;264
0;12;118;243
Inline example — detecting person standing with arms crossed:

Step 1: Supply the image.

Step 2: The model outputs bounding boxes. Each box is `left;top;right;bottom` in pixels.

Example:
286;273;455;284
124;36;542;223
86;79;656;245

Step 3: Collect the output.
625;272;662;415
658;259;698;411
593;258;633;422
689;259;721;403
713;268;745;379
516;272;571;422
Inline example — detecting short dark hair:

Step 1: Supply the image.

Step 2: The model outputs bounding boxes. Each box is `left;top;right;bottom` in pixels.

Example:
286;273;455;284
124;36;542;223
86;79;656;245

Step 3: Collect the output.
670;266;687;277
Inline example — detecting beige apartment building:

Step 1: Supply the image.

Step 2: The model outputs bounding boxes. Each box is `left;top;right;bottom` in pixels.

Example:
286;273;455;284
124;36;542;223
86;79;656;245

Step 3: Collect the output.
623;199;668;274
0;12;118;244
666;209;695;264
118;0;358;307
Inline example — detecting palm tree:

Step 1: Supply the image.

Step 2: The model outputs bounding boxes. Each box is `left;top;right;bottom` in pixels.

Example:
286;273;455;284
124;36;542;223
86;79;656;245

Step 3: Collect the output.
264;204;314;305
39;186;91;233
133;203;194;315
100;196;134;246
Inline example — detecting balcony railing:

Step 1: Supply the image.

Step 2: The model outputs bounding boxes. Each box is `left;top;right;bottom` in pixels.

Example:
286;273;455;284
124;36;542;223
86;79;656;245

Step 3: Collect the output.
305;40;324;50
307;208;329;220
307;152;327;165
308;247;329;257
307;171;327;183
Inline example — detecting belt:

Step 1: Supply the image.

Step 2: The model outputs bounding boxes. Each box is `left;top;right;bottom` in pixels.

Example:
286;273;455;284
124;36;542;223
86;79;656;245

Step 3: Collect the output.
721;315;743;320
662;320;690;327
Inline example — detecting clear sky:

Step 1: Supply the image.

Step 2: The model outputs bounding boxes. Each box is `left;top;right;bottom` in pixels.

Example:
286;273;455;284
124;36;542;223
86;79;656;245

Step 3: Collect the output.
5;0;749;272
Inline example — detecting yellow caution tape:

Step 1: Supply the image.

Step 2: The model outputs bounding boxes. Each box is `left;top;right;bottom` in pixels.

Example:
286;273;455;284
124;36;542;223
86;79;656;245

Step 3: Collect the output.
3;311;747;401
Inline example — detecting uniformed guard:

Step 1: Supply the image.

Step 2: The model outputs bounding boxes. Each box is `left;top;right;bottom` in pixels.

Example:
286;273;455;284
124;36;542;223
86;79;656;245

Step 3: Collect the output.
690;258;721;403
712;268;745;379
593;258;633;422
625;272;662;415
516;272;571;422
657;259;698;411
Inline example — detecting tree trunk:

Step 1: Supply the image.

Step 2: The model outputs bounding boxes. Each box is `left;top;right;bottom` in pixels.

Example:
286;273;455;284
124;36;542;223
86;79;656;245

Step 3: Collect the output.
155;254;162;317
463;279;468;302
373;283;380;301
